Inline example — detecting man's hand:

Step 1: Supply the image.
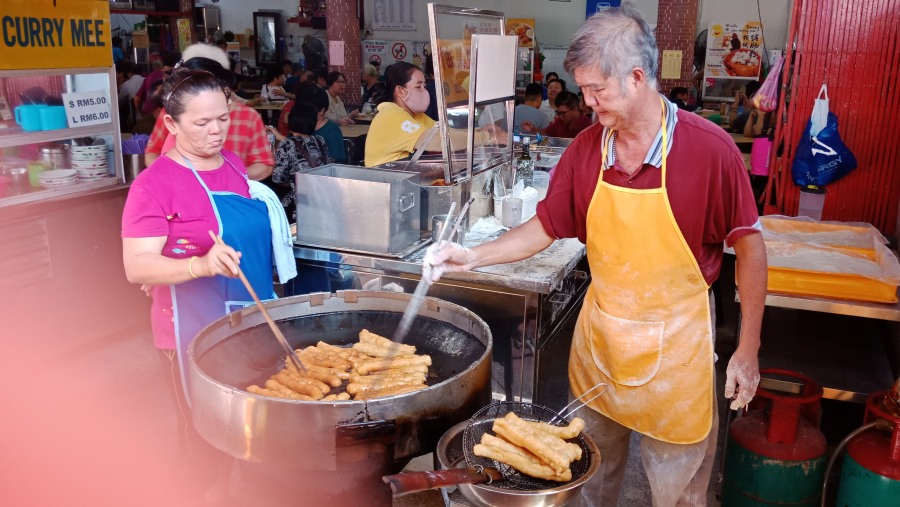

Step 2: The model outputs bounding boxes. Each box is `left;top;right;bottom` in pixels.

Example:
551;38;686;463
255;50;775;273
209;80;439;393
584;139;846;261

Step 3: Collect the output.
421;241;478;283
724;346;760;410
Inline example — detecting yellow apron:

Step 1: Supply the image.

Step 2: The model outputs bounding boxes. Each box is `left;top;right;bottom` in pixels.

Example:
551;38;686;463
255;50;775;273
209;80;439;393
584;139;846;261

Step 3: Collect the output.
568;99;714;444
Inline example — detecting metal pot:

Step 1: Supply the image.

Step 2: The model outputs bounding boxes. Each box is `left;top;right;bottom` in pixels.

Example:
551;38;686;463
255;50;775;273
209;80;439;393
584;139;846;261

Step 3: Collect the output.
39;144;71;169
435;420;600;507
189;290;492;506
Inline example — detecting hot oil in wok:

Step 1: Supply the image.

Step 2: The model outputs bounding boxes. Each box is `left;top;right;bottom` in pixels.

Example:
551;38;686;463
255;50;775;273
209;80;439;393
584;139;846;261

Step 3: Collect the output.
195;311;488;395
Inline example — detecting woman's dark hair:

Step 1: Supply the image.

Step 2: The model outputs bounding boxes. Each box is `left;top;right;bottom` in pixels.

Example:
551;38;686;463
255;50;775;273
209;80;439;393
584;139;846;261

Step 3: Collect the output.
179;56;236;89
295;81;328;112
325;71;346;87
267;66;283;82
545;72;559;82
288;100;319;135
383;62;421;103
163;68;226;120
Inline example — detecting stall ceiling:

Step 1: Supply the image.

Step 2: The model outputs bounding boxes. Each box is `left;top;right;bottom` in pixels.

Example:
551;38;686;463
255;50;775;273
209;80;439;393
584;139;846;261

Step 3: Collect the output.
768;0;900;235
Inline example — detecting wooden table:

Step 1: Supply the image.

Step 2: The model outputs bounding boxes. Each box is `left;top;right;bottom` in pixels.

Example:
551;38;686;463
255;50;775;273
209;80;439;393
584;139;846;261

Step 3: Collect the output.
339;124;370;138
353;113;375;125
252;102;288;111
251;102;287;125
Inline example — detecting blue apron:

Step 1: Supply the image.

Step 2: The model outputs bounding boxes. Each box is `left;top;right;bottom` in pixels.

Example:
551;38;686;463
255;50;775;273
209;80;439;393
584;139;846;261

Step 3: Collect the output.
171;156;274;405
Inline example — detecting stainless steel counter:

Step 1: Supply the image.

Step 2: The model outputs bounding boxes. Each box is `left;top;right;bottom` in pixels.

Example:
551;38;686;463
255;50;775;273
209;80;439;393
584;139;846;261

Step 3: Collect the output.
293;237;585;295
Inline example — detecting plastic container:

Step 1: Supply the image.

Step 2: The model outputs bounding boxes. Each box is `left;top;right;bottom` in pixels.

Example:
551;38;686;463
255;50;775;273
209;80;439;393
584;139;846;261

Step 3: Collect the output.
532;171;550;201
797;188;826;220
14;104;46;131
39;106;68;130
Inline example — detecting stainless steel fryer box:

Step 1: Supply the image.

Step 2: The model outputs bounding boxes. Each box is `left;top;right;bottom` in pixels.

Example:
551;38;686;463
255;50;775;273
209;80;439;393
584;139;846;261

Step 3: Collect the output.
295;164;421;255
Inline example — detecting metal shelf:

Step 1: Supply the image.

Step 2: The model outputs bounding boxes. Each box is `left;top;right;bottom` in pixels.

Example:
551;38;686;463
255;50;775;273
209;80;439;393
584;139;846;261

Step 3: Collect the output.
0;177;122;209
0;124;117;149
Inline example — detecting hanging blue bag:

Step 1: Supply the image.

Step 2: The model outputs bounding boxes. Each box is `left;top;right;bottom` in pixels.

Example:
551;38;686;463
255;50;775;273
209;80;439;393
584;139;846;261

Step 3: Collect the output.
791;84;857;187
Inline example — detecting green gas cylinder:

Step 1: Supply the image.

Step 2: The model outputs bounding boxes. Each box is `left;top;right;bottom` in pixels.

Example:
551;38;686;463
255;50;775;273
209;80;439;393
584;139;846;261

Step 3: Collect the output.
721;369;827;506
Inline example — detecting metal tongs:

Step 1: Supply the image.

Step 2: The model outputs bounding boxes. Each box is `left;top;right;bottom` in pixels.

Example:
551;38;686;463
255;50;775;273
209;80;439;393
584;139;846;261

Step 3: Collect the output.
208;231;307;374
392;196;475;343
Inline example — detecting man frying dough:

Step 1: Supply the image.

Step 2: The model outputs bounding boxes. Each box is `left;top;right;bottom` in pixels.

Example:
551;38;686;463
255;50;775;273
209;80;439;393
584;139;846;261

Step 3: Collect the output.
423;5;766;507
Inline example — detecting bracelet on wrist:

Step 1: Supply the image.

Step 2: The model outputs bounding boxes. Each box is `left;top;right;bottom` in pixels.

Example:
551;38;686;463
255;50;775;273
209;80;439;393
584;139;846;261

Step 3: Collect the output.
188;256;200;279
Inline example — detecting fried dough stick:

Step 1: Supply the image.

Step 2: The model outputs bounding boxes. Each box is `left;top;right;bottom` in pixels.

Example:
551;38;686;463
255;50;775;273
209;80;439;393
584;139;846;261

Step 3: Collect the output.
346;377;425;395
520;417;586;440
316;341;371;362
274;370;328;398
358;329;417;355
247;385;314;401
349;370;427;384
297;347;353;371
283;356;344;385
352;341;411;358
501;413;582;460
352;383;426;400
322;393;352;401
493;414;579;473
474;434;572;482
356;355;432;375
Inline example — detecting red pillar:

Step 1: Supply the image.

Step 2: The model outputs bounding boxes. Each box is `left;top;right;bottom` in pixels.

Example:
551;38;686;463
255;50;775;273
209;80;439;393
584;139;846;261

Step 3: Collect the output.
655;0;700;96
326;0;362;106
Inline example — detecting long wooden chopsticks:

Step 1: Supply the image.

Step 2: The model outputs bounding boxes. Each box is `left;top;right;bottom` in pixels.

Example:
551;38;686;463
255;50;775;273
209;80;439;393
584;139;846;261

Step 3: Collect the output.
207;230;307;374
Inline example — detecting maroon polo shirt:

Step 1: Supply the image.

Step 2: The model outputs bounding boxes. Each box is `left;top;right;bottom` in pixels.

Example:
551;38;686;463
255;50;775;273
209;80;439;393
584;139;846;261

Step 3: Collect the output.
536;109;760;285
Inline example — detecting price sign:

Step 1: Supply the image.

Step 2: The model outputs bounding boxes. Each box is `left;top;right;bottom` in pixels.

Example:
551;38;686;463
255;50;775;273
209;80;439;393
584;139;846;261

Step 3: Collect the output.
62;90;112;127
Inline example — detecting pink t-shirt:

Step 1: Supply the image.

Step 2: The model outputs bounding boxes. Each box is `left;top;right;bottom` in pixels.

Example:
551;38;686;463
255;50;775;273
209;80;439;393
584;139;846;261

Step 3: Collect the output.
121;150;250;349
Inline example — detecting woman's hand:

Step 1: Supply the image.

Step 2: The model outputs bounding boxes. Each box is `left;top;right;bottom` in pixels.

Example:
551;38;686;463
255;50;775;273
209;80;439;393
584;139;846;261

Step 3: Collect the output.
266;125;286;142
197;242;242;278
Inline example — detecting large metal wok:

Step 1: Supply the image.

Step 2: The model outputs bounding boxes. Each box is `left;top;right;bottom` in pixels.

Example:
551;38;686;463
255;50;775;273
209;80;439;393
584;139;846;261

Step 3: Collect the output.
188;290;492;506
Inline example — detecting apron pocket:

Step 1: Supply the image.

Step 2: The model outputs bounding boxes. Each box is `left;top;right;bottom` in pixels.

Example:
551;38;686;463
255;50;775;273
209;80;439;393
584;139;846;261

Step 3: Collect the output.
588;301;664;386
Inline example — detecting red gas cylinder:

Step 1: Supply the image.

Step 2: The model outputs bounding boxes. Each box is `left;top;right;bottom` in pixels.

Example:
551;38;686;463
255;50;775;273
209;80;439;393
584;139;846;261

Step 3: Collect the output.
834;387;900;506
721;369;828;507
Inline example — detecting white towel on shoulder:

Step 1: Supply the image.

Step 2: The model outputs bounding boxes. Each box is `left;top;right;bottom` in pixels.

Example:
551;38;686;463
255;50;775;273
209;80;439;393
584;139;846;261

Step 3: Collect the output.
248;180;297;284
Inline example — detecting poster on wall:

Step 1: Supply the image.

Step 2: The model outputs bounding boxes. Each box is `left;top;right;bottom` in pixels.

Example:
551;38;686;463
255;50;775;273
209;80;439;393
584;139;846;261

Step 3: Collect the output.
373;0;416;31
436;39;470;106
362;40;430;71
505;18;535;48
176;18;192;51
704;21;764;79
362;40;387;69
585;0;622;19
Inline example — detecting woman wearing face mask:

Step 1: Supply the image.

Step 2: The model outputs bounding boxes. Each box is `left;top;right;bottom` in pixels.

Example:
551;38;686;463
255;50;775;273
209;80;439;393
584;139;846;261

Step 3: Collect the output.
365;62;505;167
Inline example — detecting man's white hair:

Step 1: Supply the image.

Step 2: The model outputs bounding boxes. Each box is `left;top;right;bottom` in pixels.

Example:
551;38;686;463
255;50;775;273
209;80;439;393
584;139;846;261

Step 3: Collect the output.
181;43;231;71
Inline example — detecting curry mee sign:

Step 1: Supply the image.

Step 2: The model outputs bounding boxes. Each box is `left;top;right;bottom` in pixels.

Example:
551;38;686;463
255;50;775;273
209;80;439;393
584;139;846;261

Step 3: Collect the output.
0;0;112;70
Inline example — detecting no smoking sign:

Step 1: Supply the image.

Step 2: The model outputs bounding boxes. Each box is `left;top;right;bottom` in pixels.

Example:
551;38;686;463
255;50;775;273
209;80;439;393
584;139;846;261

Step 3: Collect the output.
392;42;407;61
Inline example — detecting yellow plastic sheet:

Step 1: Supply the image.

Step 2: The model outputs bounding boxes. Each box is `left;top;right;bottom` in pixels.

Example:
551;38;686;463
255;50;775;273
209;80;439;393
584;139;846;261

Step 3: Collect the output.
760;216;900;303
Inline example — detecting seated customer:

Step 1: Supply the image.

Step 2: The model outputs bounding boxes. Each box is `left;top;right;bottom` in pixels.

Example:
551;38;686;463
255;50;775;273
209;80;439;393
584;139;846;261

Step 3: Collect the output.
544;91;592;138
515;83;550;134
275;81;347;164
668;86;698;111
731;80;762;132
365;62;506;167
270;101;330;221
324;71;359;125
261;67;293;102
